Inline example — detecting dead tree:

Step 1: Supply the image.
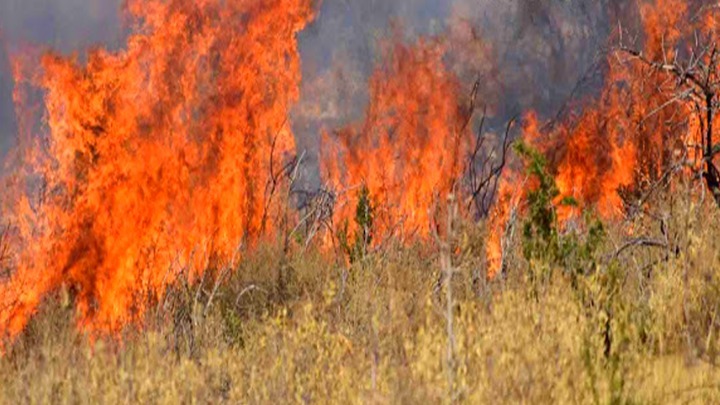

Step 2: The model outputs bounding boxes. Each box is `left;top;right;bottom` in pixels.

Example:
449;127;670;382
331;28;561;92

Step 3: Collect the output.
461;80;514;218
620;40;720;206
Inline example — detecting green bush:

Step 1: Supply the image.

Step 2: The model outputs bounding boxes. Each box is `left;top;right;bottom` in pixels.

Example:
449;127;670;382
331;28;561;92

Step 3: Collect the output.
338;185;375;263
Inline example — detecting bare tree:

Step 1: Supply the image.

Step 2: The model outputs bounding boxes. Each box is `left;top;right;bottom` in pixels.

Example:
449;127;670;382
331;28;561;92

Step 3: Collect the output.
619;35;720;206
461;80;514;218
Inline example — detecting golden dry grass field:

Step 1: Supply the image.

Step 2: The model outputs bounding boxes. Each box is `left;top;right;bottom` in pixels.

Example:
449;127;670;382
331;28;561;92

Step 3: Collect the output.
3;183;720;404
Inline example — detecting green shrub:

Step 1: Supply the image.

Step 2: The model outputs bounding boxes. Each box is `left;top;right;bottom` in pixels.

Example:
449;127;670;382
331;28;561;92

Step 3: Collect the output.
338;185;375;263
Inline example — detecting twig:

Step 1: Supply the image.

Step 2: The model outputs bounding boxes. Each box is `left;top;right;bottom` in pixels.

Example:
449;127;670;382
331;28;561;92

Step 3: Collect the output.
609;237;668;261
234;284;268;308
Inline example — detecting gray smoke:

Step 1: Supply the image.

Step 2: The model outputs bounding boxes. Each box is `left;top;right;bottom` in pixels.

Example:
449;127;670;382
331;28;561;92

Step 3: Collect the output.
462;0;637;120
0;0;121;50
0;0;635;176
0;37;14;160
292;0;631;190
0;0;122;161
292;0;451;189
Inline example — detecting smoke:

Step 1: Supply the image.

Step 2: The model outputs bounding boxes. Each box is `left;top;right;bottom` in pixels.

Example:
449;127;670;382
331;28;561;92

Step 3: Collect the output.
451;0;636;120
0;0;122;160
291;0;451;190
0;0;122;50
0;35;15;159
292;0;630;190
0;0;633;172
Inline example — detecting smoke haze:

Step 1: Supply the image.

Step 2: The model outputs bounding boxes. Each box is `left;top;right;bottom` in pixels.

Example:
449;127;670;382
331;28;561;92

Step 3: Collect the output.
0;0;633;167
0;0;122;160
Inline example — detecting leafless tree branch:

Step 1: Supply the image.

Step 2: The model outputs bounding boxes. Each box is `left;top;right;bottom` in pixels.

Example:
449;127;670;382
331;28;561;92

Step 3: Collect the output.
618;37;720;206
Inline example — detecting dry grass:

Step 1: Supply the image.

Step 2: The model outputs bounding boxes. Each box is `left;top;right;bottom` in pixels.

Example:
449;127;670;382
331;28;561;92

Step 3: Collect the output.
3;186;720;404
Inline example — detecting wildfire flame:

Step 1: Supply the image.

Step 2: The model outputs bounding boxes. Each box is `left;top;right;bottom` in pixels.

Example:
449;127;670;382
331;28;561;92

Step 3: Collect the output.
1;0;313;337
2;0;719;341
321;37;472;242
486;0;720;277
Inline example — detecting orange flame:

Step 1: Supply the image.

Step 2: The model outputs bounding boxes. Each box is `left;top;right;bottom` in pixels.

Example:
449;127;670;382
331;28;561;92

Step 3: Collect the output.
3;0;718;340
1;0;314;338
321;36;472;242
486;0;719;277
